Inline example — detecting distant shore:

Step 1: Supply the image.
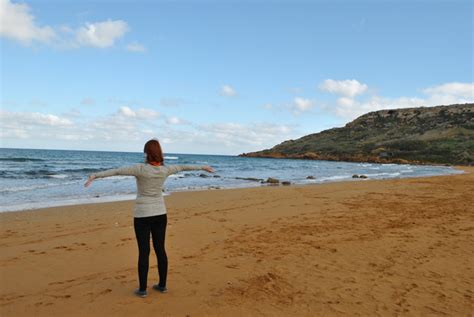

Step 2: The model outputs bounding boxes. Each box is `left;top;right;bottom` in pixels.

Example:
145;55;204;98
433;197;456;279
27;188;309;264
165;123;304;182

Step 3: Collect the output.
1;167;473;316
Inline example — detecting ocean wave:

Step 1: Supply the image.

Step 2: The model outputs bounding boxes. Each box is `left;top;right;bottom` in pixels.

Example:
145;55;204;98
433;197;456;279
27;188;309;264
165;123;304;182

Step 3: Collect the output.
364;172;401;178
168;174;185;179
318;175;353;182
164;156;179;160
2;166;107;178
63;167;104;173
0;171;16;178
48;174;68;179
0;157;45;162
0;170;70;179
0;181;82;193
23;169;57;178
0;194;137;213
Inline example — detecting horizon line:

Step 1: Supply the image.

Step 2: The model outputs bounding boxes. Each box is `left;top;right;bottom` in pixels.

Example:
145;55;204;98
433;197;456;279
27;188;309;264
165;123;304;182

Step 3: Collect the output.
0;147;240;157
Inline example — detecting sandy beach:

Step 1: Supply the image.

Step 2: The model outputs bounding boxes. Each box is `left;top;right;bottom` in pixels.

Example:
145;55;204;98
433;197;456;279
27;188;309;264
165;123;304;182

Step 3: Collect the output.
1;168;473;316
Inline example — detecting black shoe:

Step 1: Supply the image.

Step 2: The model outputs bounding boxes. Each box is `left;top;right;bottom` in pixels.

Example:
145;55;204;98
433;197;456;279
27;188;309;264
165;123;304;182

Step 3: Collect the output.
152;284;168;293
134;289;147;298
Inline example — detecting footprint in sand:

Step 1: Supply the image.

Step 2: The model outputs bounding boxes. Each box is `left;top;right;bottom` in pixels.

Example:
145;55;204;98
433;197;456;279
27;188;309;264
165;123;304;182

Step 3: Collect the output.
99;289;112;295
50;294;71;299
225;264;239;269
115;275;127;280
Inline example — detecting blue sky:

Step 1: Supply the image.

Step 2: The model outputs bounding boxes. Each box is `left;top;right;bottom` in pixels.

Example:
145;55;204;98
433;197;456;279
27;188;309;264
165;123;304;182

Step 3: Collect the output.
1;0;473;154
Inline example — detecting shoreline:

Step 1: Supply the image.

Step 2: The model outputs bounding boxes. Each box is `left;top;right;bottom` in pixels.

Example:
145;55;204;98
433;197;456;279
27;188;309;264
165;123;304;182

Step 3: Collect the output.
1;167;473;316
0;165;464;213
238;152;473;166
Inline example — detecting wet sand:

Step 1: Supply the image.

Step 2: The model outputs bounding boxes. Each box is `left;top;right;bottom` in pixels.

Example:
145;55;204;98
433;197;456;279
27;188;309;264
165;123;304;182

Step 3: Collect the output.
1;167;473;316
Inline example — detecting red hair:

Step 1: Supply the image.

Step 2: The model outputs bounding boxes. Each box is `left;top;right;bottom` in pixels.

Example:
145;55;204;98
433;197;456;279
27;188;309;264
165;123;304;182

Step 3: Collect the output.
144;139;164;165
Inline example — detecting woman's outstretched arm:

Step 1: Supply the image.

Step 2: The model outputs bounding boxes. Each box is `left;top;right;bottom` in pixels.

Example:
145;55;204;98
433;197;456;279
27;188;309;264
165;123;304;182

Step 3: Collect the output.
165;165;214;176
84;164;141;187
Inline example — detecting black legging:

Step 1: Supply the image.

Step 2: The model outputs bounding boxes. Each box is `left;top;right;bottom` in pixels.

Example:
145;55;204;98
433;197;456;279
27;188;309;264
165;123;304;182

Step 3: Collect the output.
134;214;168;291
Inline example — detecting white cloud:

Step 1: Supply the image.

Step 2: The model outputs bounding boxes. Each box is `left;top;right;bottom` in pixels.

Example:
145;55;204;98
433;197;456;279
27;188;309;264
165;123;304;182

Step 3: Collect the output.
0;110;73;140
220;85;237;97
76;20;128;48
332;96;425;119
196;122;296;150
0;110;72;126
0;0;55;44
118;106;159;119
126;42;146;52
0;105;300;154
319;79;368;97
322;80;473;120
422;82;474;99
119;106;136;117
166;116;188;125
337;97;354;107
289;97;315;115
0;1;139;50
293;97;314;111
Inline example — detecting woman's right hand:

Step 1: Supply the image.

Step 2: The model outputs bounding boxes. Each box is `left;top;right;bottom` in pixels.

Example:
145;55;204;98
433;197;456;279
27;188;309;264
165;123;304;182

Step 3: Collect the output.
84;175;95;188
202;166;214;173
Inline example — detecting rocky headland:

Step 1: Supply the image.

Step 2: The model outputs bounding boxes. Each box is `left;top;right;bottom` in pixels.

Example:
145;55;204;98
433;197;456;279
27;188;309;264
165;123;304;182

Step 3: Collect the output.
240;104;473;165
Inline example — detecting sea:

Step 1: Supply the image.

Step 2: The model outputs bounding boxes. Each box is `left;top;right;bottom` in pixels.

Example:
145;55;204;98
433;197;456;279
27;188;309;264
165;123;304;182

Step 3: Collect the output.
0;148;463;212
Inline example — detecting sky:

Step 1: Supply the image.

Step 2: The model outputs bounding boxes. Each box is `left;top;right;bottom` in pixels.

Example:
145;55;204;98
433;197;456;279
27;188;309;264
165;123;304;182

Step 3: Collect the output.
0;0;473;155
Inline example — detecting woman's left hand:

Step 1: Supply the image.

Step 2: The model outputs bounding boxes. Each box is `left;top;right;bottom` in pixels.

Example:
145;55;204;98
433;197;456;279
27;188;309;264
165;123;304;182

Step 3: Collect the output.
202;166;214;173
84;175;95;187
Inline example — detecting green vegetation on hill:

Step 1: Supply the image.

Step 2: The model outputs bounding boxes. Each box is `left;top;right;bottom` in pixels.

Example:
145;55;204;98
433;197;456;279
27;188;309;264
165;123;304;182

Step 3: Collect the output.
240;104;474;165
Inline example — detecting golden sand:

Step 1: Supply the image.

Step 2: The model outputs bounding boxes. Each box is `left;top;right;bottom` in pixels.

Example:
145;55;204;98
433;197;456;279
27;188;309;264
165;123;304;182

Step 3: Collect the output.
1;167;473;316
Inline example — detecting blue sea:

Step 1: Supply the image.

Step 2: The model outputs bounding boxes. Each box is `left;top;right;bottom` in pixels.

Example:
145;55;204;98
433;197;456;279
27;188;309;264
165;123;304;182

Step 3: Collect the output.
0;148;462;212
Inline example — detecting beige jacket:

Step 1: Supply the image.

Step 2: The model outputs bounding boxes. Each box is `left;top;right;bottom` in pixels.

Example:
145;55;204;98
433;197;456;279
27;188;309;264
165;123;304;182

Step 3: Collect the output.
92;164;205;218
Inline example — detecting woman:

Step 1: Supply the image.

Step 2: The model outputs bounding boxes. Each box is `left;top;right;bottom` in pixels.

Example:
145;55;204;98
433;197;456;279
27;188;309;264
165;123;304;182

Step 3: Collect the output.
84;139;214;298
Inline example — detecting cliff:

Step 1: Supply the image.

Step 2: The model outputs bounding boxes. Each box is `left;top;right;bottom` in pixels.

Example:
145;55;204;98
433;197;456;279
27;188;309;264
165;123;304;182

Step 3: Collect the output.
240;104;474;165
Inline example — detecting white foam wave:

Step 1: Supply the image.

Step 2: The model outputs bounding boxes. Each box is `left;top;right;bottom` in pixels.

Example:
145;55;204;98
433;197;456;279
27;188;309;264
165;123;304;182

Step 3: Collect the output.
164;156;179;160
318;175;353;182
0;194;136;212
48;174;68;179
0;181;82;193
168;174;185;179
364;172;401;178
